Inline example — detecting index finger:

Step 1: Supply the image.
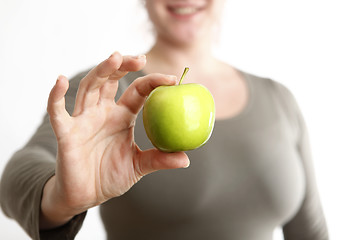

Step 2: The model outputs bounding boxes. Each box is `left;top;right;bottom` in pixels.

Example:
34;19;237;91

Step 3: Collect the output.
117;73;177;115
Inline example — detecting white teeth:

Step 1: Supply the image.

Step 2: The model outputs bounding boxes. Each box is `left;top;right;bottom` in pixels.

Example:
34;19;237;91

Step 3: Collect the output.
172;7;198;15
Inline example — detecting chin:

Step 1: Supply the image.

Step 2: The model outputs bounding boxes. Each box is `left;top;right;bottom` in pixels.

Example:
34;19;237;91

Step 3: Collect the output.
165;35;200;48
166;25;208;46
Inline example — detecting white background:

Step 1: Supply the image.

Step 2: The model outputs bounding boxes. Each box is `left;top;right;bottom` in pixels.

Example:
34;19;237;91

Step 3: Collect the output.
1;0;359;239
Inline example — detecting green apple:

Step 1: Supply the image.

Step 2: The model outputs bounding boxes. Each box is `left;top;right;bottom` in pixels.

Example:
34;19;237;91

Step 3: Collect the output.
143;67;215;152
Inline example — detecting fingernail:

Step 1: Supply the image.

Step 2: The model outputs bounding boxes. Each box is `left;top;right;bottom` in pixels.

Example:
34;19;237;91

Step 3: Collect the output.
167;75;177;81
133;54;146;60
57;75;64;82
184;160;190;168
109;51;118;58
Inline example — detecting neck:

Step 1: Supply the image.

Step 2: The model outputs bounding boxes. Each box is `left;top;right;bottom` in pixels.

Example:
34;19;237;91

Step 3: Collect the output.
143;35;219;80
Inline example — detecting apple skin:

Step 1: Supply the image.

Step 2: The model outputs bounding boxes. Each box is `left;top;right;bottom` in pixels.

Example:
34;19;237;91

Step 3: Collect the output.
143;83;215;152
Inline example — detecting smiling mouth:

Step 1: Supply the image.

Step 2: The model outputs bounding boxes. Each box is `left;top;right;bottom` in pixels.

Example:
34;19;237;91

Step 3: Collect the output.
168;6;204;16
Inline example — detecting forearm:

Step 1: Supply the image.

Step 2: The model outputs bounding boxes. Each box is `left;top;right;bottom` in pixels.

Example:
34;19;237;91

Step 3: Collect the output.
0;147;57;239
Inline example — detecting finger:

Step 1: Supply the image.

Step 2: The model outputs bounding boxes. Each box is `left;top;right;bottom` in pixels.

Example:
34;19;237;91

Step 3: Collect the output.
88;52;123;89
73;52;123;115
117;73;177;115
108;55;147;81
99;55;147;102
134;148;190;177
47;75;71;130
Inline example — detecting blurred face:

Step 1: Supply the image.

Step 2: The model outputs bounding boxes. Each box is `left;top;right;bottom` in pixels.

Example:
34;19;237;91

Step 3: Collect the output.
145;0;225;46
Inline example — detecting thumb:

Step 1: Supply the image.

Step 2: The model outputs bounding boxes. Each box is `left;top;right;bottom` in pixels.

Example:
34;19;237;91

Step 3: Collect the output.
135;148;190;176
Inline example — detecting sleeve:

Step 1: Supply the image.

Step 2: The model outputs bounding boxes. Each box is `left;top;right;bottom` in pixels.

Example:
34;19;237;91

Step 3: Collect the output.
0;70;89;240
277;84;329;240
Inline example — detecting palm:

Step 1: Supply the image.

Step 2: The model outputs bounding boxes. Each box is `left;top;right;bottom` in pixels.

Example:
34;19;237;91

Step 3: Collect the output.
56;102;138;208
47;52;189;214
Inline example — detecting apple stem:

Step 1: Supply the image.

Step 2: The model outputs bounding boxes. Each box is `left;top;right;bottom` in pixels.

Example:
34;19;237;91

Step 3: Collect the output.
179;67;189;85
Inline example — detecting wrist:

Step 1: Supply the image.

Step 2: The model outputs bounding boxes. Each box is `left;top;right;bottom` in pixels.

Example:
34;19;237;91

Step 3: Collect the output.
39;176;78;230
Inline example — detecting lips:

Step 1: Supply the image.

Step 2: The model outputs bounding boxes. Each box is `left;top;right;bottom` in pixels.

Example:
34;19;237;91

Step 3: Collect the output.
169;6;199;15
167;4;205;17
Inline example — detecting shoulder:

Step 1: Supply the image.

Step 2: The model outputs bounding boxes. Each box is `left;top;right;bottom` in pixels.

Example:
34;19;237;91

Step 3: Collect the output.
242;70;304;130
242;70;299;111
243;71;293;98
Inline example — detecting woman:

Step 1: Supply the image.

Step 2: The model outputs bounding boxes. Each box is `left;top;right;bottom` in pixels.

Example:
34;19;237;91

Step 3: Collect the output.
0;0;328;239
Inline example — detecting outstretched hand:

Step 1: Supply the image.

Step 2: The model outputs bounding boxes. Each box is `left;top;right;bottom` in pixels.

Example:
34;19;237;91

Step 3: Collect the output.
40;52;189;229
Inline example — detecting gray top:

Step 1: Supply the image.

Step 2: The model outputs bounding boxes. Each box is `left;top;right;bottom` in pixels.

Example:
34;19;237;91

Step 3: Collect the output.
0;69;328;240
